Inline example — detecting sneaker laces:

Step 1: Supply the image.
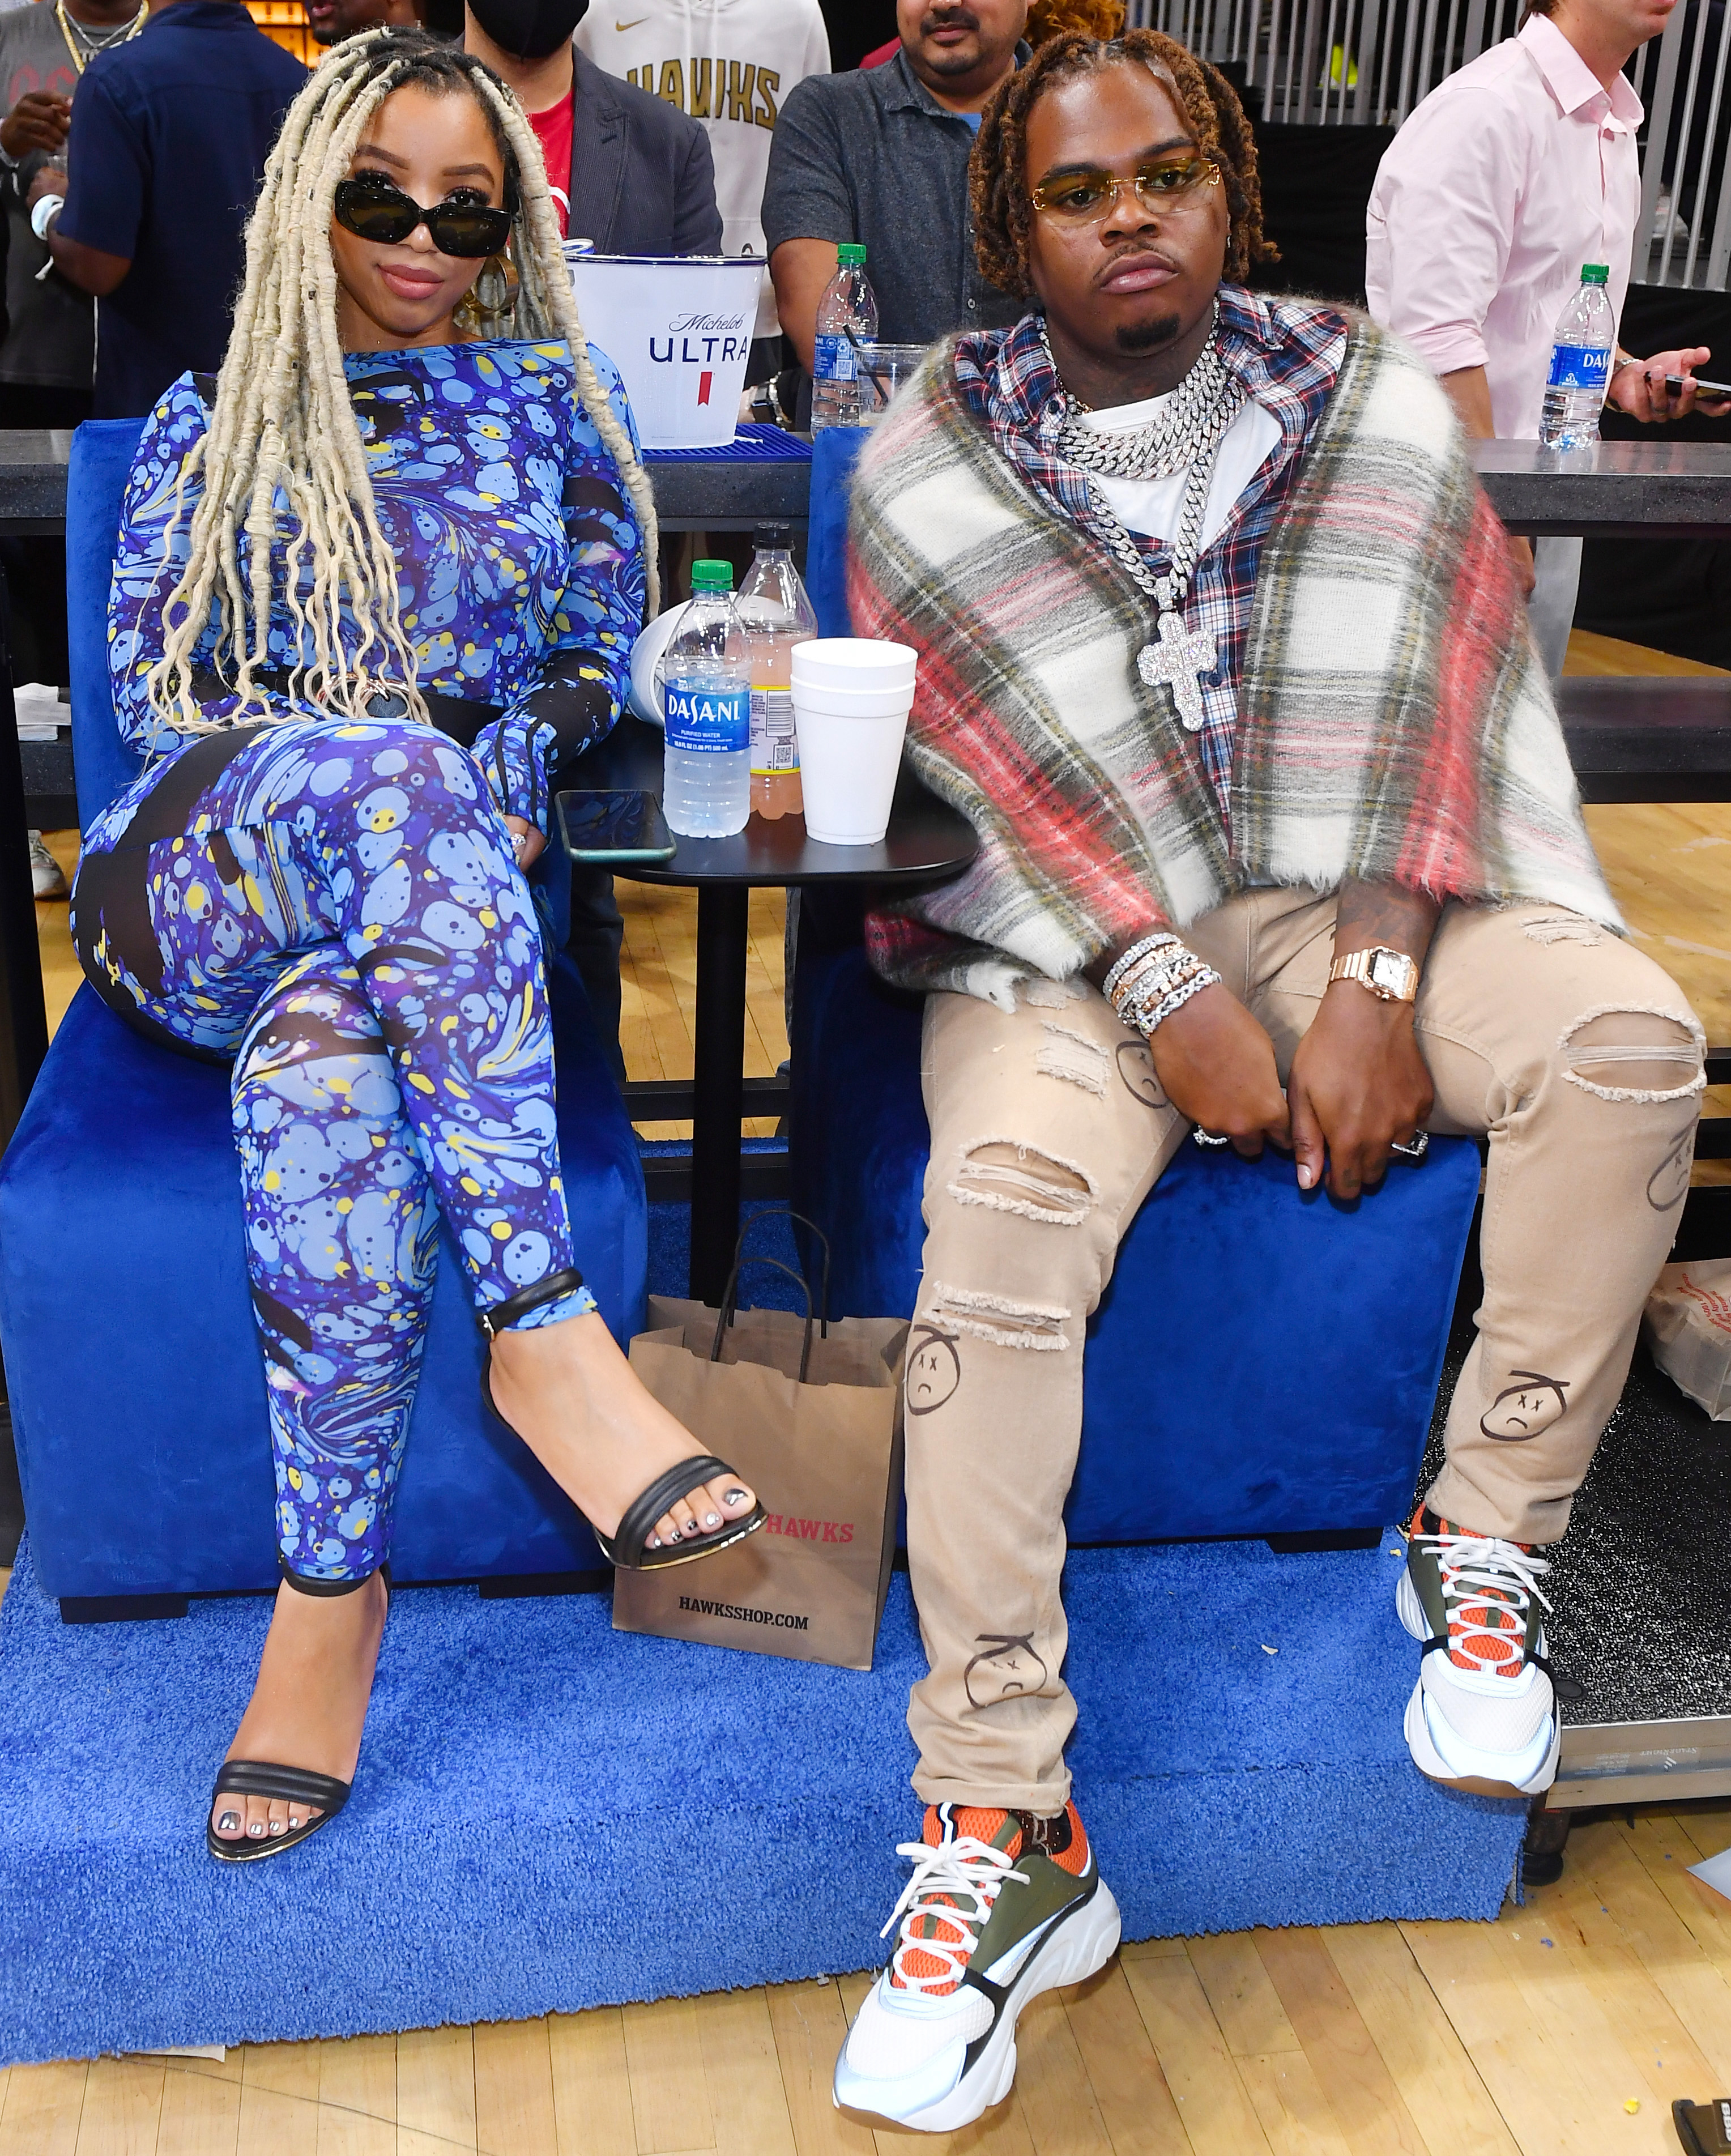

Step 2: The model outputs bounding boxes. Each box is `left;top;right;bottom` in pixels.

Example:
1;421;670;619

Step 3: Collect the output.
882;1835;1028;1996
1412;1524;1552;1674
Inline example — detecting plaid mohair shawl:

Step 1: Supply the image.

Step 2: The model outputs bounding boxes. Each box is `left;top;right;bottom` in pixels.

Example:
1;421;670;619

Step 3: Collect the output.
846;309;1621;1007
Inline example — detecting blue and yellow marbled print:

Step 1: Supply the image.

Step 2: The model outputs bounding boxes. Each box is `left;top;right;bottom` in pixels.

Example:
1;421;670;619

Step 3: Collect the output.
71;339;647;1584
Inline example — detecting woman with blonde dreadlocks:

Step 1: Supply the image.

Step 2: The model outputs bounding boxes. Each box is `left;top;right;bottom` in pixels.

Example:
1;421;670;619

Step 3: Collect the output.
71;26;764;1865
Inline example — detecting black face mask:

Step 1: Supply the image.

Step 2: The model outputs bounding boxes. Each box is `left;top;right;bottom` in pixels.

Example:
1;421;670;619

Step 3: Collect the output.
467;0;587;59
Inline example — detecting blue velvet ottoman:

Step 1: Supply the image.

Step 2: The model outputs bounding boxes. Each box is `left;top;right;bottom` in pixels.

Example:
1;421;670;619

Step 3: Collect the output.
0;418;648;1605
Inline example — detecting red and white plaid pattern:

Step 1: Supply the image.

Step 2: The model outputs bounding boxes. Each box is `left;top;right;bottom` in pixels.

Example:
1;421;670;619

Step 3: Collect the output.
844;305;1621;1008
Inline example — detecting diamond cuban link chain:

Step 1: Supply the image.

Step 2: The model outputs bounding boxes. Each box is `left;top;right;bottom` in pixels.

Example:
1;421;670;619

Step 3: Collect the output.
1043;311;1246;732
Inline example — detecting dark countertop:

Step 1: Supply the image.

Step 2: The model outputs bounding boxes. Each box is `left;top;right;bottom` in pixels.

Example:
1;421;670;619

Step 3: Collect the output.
1469;437;1731;536
0;427;811;533
10;428;1731;538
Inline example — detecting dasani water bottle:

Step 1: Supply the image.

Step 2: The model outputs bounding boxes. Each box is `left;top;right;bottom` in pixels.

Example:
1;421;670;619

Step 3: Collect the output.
812;243;879;431
662;560;751;838
1539;264;1615;450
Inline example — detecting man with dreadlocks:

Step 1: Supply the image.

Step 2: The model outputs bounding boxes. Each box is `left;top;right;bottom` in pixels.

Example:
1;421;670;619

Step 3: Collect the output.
831;29;1703;2133
71;29;765;1867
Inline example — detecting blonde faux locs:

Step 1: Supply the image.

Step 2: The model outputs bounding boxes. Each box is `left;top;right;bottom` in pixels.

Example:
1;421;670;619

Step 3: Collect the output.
146;28;660;737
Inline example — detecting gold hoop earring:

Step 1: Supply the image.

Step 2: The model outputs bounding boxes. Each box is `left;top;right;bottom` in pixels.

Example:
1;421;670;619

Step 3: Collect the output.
453;250;519;340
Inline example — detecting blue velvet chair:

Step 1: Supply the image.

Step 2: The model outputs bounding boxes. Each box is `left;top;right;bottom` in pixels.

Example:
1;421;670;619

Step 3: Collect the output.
0;419;647;1608
791;428;1482;1546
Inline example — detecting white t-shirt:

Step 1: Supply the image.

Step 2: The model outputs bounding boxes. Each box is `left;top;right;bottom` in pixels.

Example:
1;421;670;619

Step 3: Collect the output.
1072;392;1281;547
575;0;831;339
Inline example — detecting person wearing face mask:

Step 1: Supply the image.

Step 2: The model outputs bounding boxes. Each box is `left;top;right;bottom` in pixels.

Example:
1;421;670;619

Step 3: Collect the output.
762;0;1029;373
80;27;764;1865
463;0;721;251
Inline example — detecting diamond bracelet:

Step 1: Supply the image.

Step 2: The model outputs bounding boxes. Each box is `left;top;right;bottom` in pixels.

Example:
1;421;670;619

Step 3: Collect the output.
1102;932;1184;1005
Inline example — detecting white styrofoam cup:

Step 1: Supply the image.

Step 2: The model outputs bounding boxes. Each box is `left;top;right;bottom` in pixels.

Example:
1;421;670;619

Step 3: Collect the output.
790;638;918;845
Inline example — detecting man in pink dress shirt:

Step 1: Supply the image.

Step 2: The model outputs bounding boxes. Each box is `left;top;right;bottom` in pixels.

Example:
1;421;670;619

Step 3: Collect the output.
1366;0;1713;676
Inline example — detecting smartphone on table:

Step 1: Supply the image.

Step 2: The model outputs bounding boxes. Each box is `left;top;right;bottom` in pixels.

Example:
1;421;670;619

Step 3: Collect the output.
556;789;678;864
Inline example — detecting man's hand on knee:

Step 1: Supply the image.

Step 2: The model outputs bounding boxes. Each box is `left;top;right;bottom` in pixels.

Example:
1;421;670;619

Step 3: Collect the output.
1146;985;1291;1160
1287;985;1435;1199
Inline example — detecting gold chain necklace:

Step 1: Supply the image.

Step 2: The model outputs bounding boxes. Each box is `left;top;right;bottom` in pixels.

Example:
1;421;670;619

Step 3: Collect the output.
54;0;148;76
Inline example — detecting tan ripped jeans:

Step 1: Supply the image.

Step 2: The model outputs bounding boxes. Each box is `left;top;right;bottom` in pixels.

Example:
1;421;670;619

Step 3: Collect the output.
904;887;1703;1812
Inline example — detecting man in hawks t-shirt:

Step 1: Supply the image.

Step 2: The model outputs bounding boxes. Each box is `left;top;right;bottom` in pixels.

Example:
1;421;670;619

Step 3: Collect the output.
575;0;830;360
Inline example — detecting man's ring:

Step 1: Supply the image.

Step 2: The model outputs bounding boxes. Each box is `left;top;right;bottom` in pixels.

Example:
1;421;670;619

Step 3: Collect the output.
1192;1127;1233;1148
1389;1131;1429;1161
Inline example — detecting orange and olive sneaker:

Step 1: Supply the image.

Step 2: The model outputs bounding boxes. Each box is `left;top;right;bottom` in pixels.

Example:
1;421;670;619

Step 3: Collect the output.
833;1800;1120;2133
1397;1505;1559;1797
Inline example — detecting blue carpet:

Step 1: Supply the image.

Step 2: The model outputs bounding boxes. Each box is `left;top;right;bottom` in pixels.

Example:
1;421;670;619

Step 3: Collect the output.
645;1183;807;1313
0;1522;1524;2063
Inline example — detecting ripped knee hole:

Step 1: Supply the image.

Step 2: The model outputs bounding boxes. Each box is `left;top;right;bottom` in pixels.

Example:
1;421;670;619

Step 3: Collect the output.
949;1138;1095;1225
923;1279;1071;1352
1560;1005;1705;1103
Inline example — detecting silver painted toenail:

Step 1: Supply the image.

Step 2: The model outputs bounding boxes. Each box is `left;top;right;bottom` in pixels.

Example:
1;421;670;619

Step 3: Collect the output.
248;1822;266;1836
726;1489;748;1506
646;1534;660;1548
218;1812;240;1833
268;1821;285;1837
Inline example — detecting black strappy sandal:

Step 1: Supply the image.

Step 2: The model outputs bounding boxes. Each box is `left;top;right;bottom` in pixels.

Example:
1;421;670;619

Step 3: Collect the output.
206;1567;388;1865
476;1267;767;1571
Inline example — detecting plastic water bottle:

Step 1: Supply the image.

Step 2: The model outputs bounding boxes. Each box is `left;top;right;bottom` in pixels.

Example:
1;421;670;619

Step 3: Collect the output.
1539;264;1615;450
811;243;878;431
662;559;751;838
737;520;818;820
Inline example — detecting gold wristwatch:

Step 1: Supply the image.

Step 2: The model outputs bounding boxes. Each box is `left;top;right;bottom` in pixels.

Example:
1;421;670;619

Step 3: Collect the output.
1329;945;1419;1002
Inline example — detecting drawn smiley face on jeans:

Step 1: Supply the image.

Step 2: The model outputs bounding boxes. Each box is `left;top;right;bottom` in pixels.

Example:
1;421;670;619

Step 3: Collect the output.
1479;1370;1570;1441
906;1323;962;1416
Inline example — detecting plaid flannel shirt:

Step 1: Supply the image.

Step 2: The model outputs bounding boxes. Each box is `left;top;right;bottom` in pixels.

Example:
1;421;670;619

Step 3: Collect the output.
953;287;1349;817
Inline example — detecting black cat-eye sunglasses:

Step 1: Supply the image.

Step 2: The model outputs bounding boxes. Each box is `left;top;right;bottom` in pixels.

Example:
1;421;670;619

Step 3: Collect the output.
332;176;515;259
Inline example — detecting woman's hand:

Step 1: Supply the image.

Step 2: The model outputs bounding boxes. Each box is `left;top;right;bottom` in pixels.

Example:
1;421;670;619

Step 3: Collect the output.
1287;985;1434;1199
503;816;544;871
1146;985;1292;1159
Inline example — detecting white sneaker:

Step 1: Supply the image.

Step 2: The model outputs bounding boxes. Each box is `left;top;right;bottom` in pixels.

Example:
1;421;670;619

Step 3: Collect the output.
1397;1505;1560;1797
29;832;66;900
834;1802;1120;2133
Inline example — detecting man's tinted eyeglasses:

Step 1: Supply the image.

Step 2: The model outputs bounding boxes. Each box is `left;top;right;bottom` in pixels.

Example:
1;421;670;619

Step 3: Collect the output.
1029;157;1221;225
332;176;514;259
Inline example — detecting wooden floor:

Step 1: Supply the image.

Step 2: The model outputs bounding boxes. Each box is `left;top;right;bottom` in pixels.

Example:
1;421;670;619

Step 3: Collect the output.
5;1805;1731;2154
12;627;1731;2153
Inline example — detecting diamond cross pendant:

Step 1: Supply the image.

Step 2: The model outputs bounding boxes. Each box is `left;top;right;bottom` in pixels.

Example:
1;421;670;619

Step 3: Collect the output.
1137;608;1217;732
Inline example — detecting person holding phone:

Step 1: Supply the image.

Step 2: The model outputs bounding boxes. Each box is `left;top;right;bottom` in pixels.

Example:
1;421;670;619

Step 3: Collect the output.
74;29;763;1867
1366;0;1709;676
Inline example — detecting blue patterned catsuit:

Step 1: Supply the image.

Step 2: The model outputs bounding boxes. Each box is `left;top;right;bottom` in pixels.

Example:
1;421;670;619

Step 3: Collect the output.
71;339;646;1586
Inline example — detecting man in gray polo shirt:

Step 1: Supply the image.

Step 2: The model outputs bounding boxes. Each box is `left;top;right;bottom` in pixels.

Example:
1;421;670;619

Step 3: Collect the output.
764;0;1028;370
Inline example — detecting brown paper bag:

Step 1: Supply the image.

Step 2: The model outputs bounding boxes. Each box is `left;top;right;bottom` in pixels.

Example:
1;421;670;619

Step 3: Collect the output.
615;1293;907;1669
1645;1260;1731;1418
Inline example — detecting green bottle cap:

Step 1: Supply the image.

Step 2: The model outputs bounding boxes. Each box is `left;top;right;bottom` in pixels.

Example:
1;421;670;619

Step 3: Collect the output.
838;242;866;266
691;559;734;592
1581;263;1610;284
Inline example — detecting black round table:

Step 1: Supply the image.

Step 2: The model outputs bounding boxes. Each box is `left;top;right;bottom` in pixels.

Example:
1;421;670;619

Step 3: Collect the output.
565;717;977;1302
